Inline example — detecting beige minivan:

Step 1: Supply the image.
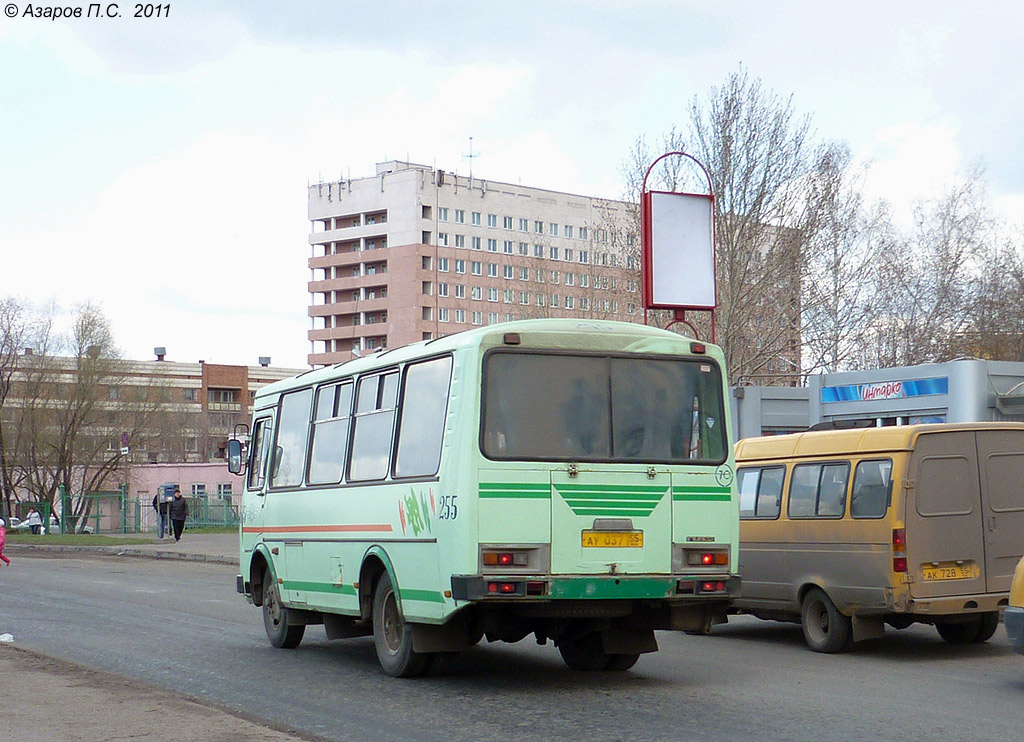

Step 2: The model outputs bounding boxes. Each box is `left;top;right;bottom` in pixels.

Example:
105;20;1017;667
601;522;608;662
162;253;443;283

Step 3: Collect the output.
733;423;1024;652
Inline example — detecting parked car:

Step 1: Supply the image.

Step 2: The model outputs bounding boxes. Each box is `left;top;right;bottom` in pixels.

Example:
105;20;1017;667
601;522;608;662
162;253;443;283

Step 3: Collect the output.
1006;556;1024;655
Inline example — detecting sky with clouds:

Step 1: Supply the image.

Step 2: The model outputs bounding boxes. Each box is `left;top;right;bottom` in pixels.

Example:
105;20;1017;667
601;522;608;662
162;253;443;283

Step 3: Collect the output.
2;1;1023;368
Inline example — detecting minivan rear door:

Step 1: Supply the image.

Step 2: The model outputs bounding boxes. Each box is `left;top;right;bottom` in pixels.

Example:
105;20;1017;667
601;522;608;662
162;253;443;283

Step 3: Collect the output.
975;429;1024;593
905;430;987;599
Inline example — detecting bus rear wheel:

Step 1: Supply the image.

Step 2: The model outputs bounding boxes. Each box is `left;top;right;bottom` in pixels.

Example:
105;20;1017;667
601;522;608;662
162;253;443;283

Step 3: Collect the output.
558;631;611;671
262;569;305;649
372;571;434;677
801;588;852;653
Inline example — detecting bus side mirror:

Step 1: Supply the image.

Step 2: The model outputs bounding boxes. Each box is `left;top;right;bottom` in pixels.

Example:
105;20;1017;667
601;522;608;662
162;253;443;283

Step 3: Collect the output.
227;439;245;475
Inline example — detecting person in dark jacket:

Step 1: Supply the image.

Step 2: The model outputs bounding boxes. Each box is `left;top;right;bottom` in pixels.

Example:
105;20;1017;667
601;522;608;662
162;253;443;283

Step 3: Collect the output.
152;491;171;539
168;487;189;542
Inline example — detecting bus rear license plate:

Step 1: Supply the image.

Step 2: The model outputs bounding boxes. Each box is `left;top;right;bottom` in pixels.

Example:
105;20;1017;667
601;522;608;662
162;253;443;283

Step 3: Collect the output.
582;531;643;548
921;563;979;581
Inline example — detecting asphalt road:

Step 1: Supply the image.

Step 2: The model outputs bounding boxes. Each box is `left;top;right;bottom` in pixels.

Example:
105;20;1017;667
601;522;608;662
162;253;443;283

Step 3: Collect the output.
2;554;1023;742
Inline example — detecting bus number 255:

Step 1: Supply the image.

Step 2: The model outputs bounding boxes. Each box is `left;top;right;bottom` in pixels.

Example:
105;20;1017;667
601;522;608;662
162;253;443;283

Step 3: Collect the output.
438;495;459;520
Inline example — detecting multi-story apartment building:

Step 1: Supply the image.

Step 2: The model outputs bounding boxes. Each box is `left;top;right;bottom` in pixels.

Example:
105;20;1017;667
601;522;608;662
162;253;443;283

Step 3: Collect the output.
3;350;302;465
307;161;643;366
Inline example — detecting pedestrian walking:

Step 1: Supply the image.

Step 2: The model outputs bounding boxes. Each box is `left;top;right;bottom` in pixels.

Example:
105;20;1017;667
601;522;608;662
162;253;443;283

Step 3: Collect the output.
0;518;10;566
168;486;189;542
152;491;170;539
24;507;43;535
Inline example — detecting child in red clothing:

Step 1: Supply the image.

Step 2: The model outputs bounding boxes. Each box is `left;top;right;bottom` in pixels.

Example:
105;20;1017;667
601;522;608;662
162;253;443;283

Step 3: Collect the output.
0;518;9;566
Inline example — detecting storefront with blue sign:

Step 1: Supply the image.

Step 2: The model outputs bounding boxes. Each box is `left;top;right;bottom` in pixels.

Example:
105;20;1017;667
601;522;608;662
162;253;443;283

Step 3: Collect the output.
732;358;1024;439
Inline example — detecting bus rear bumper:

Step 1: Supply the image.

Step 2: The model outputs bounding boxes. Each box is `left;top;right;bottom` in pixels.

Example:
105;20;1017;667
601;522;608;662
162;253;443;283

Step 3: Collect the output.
450;574;740;602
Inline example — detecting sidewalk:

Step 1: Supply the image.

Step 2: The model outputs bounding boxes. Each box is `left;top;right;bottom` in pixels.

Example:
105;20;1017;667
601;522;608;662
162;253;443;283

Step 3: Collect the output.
5;531;239;565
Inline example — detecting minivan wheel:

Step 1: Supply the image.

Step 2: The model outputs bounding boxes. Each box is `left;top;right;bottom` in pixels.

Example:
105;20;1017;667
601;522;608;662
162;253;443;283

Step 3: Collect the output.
936;612;998;644
801;588;853;653
972;612;1000;643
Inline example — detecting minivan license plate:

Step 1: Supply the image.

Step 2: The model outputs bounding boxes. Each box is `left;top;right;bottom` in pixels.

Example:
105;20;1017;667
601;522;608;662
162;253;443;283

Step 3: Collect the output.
921;563;979;581
582;531;643;548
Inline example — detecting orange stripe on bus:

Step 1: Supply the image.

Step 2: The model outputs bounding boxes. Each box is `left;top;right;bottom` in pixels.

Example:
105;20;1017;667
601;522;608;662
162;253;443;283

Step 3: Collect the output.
241;524;394;534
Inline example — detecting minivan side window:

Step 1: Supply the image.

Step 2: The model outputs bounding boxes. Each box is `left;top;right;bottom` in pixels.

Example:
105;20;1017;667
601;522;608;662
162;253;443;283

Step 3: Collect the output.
738;466;784;519
850;459;892;518
788;462;850;518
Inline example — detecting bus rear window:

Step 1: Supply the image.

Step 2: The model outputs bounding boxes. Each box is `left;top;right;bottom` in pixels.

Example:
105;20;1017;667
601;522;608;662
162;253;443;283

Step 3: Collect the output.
482;352;727;464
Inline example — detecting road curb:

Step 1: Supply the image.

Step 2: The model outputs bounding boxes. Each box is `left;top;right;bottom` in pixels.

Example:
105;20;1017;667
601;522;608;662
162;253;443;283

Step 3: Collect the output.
5;543;236;565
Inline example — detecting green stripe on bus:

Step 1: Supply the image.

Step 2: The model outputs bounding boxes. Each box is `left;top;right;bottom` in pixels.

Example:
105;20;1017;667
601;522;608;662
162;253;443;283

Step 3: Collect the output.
673;493;733;502
673;485;731;494
400;589;446;604
283;581;357;596
547;577;677;600
479;483;551;499
556;485;667;516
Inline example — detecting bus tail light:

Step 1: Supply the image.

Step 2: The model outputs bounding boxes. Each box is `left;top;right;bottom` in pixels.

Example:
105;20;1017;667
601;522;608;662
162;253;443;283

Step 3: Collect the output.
684;549;729;567
481;547;533;568
486;581;522;595
698;581;727;594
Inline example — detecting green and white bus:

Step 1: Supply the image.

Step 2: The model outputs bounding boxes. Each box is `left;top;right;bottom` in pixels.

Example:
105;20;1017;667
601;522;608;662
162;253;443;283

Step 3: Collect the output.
229;319;739;676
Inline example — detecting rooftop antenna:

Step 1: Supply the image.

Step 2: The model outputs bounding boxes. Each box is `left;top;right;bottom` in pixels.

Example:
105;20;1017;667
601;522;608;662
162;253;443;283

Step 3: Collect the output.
463;136;480;183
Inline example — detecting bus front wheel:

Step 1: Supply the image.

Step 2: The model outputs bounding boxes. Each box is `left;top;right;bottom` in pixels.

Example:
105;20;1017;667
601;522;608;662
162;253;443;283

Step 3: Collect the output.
372;572;434;677
801;588;852;653
262;570;305;649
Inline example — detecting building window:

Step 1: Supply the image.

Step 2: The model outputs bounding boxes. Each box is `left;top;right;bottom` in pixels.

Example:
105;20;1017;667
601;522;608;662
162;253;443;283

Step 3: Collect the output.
536;293;546;307
487;214;498;227
488;288;498;302
218;483;232;496
472;311;482;325
455;284;466;298
503;240;513;254
550;270;560;284
520;291;529;304
565;296;574;309
455;259;466;274
503;289;514;303
503;216;513;229
565;225;574;239
503;265;513;279
564;249;573;262
488;263;498;277
519;267;529;280
455;309;466;323
487;239;498;252
472;261;482;275
183;388;197;402
549;247;559;260
581;297;590;310
422;282;433;296
455;209;465;224
565;272;575;286
472;212;481;226
518;242;529;255
579;250;589;264
549;223;559;237
580;226;588;240
536;269;545;283
551;293;560;306
534;244;544;258
580;274;590;288
518;218;529;232
438;257;449;272
438;207;448;222
438;282;449;297
192;483;207;496
439;307;450;322
454;234;465;248
472;286;482;300
421;256;433;270
438;232;449;246
534;220;544;234
472;236;482;250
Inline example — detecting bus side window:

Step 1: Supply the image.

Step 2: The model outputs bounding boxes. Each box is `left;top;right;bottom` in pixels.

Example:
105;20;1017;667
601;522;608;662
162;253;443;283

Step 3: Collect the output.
850;459;892;518
394;356;453;478
349;370;399;482
247;418;273;491
270;388;313;489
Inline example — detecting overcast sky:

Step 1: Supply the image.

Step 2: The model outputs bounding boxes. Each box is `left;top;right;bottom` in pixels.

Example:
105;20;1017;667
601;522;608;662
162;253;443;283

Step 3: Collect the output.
3;1;1023;368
